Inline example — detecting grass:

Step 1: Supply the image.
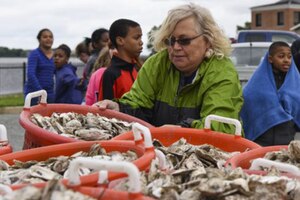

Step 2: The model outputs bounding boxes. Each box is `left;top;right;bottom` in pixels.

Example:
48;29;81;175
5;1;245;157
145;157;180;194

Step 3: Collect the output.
0;93;24;107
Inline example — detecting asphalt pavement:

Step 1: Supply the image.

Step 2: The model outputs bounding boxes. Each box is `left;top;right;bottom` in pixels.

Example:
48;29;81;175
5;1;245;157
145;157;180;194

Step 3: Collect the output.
0;112;24;152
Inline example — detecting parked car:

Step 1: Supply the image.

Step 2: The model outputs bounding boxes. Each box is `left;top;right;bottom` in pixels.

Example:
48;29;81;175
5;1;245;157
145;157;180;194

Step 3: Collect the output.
236;30;300;44
230;42;271;86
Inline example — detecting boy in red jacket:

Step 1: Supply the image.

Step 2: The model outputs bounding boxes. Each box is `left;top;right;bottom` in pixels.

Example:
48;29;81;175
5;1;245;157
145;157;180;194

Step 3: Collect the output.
98;19;143;101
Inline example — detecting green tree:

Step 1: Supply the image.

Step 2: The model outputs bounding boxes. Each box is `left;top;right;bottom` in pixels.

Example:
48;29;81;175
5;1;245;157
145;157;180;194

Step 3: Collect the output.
237;22;251;31
0;46;28;57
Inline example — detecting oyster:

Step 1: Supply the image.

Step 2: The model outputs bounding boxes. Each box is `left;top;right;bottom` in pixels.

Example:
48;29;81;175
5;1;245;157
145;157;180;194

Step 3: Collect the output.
30;112;134;141
0;144;137;185
0;179;96;200
288;140;300;162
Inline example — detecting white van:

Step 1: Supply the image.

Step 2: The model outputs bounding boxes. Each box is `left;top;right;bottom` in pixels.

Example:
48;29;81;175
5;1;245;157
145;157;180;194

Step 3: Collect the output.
230;42;271;86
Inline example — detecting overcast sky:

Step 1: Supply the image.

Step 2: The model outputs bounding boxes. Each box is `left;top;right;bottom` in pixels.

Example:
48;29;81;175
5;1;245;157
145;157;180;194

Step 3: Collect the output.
0;0;275;55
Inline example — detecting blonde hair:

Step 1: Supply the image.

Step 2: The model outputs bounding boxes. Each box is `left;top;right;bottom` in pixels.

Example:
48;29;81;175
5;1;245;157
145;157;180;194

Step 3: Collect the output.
151;3;231;58
92;46;112;72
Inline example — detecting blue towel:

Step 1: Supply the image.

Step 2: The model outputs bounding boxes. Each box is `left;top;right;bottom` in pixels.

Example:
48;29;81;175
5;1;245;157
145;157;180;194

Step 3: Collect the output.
241;52;300;141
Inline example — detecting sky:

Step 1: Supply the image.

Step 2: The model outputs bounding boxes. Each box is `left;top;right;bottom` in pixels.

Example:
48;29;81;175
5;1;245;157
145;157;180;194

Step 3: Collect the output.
0;0;275;55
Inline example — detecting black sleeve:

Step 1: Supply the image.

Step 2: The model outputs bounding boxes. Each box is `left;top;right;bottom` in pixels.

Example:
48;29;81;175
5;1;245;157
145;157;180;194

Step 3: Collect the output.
176;118;195;128
102;69;116;100
119;103;154;124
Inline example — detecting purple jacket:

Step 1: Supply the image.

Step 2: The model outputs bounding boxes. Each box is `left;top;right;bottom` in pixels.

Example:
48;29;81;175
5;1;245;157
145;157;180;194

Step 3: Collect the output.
55;63;83;104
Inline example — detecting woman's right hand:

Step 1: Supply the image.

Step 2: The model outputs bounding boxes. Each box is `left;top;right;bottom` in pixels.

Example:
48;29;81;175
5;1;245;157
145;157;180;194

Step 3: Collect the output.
93;100;120;111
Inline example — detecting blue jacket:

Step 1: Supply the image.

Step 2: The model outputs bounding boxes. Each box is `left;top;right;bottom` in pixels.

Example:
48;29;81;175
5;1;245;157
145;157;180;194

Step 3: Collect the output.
241;52;300;140
55;63;83;104
24;48;55;104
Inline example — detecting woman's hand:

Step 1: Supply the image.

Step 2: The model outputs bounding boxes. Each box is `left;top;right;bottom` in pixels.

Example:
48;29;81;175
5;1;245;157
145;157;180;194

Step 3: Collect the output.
93;100;120;111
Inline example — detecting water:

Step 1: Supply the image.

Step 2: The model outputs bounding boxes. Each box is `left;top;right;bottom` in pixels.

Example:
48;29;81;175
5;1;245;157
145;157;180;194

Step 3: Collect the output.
0;57;82;64
0;57;84;95
0;57;27;63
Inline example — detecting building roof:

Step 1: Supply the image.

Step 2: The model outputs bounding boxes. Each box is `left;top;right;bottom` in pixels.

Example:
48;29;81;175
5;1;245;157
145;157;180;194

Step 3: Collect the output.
290;23;300;31
251;0;300;10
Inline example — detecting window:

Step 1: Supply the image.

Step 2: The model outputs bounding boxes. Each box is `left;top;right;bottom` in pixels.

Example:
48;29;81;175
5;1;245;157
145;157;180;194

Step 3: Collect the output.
255;13;262;27
277;12;284;26
244;33;266;42
231;46;268;66
294;11;300;25
272;34;298;44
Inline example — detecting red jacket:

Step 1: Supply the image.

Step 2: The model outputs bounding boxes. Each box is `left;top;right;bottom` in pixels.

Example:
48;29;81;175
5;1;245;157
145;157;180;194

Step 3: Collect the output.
98;55;139;100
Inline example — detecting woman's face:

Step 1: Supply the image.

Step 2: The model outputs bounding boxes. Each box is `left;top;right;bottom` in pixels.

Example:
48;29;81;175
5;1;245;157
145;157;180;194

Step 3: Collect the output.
167;17;210;76
39;30;53;49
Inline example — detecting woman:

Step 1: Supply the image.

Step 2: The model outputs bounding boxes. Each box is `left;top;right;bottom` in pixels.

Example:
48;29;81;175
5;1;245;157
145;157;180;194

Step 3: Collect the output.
94;3;243;134
24;28;55;105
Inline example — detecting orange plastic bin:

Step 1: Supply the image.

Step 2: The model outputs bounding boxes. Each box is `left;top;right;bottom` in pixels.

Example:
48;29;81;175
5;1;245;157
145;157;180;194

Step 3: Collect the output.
0;125;13;155
113;115;261;152
0;159;154;200
0;123;156;190
224;145;300;177
225;145;287;169
20;90;153;149
0;185;153;200
67;159;155;200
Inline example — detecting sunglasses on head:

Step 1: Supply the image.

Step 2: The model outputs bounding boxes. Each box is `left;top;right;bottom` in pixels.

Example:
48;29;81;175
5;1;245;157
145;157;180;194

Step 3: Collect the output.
164;34;203;47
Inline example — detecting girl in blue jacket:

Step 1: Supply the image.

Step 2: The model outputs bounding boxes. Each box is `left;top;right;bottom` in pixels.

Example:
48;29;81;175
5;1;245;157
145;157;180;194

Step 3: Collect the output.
54;44;84;104
24;28;55;105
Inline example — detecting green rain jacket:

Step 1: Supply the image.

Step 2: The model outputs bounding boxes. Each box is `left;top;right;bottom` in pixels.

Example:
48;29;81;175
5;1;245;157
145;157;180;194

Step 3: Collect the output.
119;50;243;134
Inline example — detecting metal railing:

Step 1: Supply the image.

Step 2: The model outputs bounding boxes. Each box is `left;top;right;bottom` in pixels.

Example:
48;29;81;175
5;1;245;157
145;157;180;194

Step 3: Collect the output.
0;61;84;96
0;61;249;96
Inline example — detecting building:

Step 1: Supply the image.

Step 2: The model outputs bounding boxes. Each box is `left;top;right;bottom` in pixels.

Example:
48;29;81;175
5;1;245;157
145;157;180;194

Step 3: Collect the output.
251;0;300;33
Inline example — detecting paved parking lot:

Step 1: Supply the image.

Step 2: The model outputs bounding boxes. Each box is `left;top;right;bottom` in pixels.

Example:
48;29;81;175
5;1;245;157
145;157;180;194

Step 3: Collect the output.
0;113;24;152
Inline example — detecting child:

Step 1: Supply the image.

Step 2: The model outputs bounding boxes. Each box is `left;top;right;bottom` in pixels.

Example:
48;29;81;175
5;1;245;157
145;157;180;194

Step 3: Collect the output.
83;28;109;81
98;19;143;101
85;46;116;105
54;44;84;104
75;37;92;64
81;28;109;105
241;41;300;146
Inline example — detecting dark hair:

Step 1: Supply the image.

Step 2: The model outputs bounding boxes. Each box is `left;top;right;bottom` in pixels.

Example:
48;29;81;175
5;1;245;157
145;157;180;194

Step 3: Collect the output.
269;41;290;56
91;28;108;48
37;28;52;40
75;41;90;57
84;37;91;46
291;39;300;72
109;19;140;48
57;44;71;58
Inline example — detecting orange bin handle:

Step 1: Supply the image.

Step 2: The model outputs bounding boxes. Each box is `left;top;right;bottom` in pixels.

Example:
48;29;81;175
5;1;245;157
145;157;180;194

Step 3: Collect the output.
24;89;47;109
67;158;142;194
204;114;242;136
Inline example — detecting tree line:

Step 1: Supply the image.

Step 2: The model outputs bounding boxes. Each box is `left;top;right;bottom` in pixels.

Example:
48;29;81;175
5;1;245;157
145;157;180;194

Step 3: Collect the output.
0;46;29;57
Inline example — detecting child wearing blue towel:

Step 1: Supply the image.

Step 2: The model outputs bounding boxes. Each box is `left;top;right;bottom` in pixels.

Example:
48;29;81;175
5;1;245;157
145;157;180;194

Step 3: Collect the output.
241;41;300;146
